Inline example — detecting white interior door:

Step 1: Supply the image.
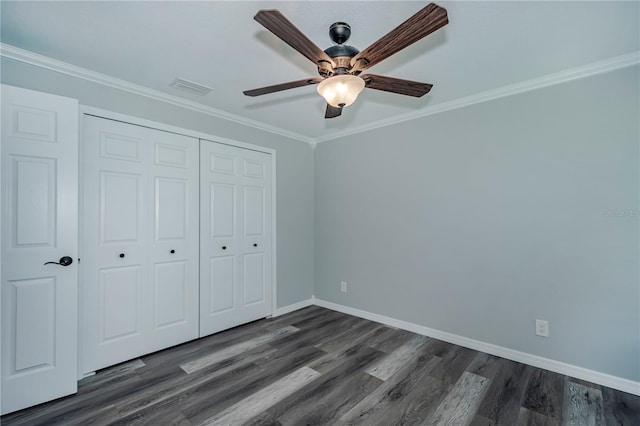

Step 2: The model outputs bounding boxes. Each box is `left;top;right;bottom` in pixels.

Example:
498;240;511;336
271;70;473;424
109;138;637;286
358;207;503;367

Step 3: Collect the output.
200;140;272;337
81;115;198;374
1;85;79;415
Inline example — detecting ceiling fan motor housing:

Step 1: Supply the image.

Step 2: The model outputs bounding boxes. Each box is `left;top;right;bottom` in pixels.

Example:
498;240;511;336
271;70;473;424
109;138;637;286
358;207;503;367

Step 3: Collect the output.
324;44;359;59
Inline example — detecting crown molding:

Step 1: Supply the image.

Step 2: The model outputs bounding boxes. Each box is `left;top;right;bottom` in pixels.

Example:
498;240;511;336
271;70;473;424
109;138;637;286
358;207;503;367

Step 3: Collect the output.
0;43;316;146
2;43;637;146
315;50;640;144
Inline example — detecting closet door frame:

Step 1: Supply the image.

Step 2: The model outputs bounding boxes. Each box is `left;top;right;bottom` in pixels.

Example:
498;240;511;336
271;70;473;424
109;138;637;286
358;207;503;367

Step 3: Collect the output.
78;106;277;376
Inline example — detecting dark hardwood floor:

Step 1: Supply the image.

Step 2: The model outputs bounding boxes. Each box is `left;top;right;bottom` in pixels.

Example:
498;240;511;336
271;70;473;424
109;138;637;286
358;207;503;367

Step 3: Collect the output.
2;306;639;425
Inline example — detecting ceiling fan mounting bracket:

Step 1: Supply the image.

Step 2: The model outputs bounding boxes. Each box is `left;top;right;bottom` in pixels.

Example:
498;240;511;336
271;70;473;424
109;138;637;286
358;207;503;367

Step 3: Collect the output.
329;22;351;44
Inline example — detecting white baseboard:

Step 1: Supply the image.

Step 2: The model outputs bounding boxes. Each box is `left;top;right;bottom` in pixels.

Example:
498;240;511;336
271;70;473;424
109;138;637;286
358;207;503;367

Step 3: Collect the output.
312;297;640;396
273;298;315;317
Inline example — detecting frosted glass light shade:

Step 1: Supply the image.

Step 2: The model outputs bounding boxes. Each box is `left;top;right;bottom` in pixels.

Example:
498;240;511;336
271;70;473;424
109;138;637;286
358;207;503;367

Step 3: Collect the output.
316;75;365;107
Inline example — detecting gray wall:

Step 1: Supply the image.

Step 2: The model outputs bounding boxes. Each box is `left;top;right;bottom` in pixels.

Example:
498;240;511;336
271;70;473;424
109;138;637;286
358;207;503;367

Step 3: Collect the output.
4;56;638;381
1;57;315;308
314;65;640;381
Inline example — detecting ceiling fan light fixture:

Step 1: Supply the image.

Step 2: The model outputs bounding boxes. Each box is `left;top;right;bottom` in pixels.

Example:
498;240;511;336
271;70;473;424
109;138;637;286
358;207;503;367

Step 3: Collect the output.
316;75;365;107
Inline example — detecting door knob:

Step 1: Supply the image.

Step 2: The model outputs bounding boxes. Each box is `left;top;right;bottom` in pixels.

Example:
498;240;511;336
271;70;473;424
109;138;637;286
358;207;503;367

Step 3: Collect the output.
170;249;175;254
44;256;73;266
222;246;227;250
119;253;125;258
253;243;258;247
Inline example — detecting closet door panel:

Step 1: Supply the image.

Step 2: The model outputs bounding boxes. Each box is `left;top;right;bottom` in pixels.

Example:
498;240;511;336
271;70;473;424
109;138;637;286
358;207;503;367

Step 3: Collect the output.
209;151;235;175
200;141;272;337
207;179;238;317
155;143;187;168
99;265;141;342
95;169;146;347
100;171;144;245
243;253;265;305
201;148;242;333
239;148;272;321
153;260;188;328
82;117;149;373
155;177;187;240
148;129;199;346
211;183;236;238
244;186;265;237
242;183;266;306
82;117;198;374
99;130;143;162
208;256;235;314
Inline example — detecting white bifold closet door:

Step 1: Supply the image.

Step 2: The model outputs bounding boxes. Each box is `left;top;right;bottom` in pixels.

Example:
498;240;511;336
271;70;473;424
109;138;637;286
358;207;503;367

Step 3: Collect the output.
81;116;199;374
200;140;273;337
1;85;79;414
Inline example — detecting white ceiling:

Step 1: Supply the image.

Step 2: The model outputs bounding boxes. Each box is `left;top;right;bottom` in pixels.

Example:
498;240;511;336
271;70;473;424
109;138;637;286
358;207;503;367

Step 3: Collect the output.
2;1;638;142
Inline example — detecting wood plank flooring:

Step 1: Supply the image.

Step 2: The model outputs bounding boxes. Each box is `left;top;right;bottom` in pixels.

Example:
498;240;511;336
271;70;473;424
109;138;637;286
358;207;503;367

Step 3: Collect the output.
2;306;639;425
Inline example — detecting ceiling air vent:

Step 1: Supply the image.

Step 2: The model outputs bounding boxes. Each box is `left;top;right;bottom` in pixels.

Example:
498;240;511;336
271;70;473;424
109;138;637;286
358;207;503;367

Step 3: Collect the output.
170;78;213;96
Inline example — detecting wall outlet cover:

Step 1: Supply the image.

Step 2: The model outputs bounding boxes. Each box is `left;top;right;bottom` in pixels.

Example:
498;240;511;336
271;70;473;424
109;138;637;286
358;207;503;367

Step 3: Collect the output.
536;319;549;337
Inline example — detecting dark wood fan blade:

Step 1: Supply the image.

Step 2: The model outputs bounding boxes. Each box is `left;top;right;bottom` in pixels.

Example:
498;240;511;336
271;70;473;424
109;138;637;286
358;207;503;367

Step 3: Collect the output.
244;78;322;97
351;3;448;72
361;74;432;97
254;10;335;68
325;104;343;119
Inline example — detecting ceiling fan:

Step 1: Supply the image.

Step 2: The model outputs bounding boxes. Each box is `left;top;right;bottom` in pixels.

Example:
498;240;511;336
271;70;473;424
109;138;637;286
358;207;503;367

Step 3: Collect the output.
243;3;449;119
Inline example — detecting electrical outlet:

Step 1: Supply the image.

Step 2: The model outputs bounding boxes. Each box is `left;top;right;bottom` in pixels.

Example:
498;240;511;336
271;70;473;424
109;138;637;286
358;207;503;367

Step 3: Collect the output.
536;319;549;337
340;281;347;293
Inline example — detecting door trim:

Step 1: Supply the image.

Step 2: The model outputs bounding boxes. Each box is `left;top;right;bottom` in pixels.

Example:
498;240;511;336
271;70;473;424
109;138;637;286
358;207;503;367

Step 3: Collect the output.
78;106;278;339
